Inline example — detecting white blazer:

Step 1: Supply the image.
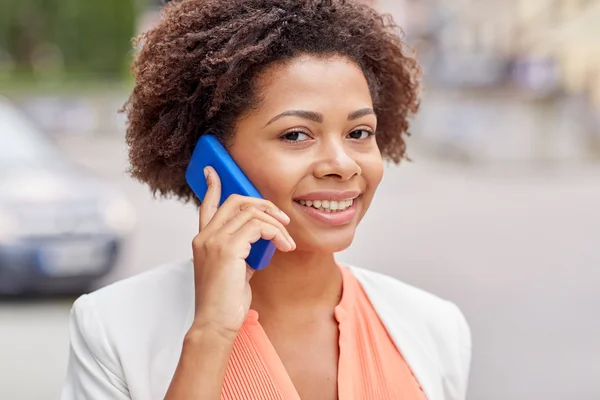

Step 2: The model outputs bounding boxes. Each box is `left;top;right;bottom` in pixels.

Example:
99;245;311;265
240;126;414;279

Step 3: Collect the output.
61;260;472;400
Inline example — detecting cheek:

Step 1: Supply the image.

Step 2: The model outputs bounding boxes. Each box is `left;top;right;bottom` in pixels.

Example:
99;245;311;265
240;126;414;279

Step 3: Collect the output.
242;159;299;204
356;156;383;221
363;155;384;193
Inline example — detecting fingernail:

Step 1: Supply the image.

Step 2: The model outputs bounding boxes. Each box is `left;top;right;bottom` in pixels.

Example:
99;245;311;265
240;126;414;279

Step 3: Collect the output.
204;167;209;181
280;209;290;222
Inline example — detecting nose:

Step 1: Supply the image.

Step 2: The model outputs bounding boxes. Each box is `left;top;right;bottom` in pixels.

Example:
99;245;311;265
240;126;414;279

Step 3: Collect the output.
313;138;361;181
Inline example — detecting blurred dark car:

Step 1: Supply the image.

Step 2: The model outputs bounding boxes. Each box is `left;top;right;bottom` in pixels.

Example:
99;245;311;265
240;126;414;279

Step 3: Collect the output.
0;97;135;295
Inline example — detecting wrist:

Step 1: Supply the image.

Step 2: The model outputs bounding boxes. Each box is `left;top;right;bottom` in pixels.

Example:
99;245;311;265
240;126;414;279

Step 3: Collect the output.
186;319;239;346
167;320;235;399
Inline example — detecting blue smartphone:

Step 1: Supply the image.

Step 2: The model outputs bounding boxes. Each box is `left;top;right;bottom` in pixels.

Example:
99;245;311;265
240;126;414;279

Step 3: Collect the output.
185;134;276;271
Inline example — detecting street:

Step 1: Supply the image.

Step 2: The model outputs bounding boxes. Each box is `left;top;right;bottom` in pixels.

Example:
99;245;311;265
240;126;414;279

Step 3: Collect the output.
1;134;599;400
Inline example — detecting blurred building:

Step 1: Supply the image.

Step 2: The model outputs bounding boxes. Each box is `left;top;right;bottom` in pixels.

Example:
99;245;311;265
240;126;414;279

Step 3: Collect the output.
376;0;600;160
515;0;600;107
381;0;599;104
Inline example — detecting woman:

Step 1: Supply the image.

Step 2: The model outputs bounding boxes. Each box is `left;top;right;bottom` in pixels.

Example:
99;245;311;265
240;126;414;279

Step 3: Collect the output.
62;0;471;399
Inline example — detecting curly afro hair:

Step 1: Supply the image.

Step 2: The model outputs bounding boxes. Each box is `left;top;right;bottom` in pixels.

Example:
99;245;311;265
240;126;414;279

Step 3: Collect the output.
123;0;422;204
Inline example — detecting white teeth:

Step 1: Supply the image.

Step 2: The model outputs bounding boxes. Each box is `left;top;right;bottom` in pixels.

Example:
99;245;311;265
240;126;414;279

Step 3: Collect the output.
296;197;357;212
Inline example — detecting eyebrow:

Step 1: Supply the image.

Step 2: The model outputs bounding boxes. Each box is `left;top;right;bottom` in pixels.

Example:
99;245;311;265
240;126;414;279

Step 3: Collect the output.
265;107;375;127
348;108;375;120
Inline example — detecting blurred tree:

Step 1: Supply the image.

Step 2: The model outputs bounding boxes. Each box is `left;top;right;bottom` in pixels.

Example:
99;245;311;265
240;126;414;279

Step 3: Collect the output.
0;0;137;80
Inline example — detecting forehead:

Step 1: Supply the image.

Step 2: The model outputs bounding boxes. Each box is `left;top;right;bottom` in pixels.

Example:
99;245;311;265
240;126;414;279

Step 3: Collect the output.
254;54;373;109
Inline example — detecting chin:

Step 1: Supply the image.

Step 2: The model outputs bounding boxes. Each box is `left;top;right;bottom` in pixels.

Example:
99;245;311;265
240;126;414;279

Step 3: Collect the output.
297;230;356;253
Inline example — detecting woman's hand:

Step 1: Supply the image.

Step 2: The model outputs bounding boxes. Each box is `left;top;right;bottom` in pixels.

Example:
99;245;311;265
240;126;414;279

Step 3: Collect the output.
166;166;295;399
190;166;296;340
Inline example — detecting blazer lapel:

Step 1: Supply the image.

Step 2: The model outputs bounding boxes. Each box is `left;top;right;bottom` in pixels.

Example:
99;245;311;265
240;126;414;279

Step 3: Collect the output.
349;266;445;400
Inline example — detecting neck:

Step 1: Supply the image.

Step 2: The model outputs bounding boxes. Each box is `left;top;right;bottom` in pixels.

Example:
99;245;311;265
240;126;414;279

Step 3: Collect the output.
249;250;343;317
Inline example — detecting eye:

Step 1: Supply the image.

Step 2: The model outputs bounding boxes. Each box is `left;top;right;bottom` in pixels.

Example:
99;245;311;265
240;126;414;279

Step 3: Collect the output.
281;131;311;143
348;129;375;140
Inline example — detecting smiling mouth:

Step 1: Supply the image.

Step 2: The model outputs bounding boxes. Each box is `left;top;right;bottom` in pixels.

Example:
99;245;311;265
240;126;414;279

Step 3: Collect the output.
293;198;355;213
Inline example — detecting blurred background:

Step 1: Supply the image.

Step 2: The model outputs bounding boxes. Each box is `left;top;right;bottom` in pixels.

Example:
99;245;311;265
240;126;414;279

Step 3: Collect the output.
0;0;598;399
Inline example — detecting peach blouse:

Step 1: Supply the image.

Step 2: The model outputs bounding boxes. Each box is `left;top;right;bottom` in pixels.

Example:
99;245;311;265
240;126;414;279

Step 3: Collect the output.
221;266;428;399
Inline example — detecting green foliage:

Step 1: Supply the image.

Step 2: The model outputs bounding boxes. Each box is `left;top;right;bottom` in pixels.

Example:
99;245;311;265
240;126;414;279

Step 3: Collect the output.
0;0;137;82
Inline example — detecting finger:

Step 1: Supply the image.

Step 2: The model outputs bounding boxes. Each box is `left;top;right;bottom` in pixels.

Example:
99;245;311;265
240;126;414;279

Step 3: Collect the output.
231;219;294;252
244;199;291;225
246;266;255;283
199;166;222;231
210;195;291;228
221;207;295;249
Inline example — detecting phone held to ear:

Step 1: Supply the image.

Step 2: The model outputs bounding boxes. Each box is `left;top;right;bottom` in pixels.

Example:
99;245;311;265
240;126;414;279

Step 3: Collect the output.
186;134;277;271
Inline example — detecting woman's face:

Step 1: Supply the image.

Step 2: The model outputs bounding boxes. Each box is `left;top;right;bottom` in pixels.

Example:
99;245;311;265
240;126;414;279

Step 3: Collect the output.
229;54;383;253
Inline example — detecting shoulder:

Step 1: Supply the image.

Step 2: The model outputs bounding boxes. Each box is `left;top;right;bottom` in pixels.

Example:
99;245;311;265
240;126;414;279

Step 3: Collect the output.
347;265;472;398
71;261;194;367
64;260;194;399
80;259;194;308
72;259;195;339
348;265;470;334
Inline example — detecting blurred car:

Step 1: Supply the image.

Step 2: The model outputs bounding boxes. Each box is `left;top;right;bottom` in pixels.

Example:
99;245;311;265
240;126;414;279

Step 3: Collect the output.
0;97;135;295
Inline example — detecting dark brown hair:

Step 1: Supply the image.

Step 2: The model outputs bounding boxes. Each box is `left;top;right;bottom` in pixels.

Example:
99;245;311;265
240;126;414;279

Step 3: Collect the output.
123;0;421;204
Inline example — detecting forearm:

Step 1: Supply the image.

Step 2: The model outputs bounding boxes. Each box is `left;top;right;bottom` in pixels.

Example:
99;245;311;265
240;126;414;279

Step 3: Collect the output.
165;325;236;400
